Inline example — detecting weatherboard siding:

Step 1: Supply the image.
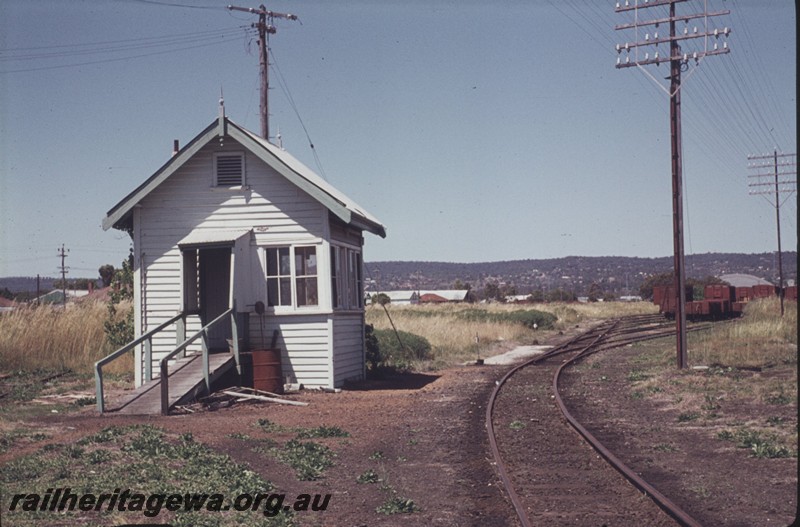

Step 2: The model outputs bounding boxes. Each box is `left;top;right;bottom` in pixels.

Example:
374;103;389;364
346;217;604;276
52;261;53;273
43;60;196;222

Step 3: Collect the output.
333;313;366;386
247;314;332;388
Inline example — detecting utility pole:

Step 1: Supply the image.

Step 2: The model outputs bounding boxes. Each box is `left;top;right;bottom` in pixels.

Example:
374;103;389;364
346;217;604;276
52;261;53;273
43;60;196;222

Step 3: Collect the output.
748;151;797;316
57;244;69;306
227;4;298;141
615;0;730;369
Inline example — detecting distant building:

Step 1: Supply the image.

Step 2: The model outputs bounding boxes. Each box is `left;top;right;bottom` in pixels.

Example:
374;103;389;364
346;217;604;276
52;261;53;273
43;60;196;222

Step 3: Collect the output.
369;290;470;305
719;274;774;288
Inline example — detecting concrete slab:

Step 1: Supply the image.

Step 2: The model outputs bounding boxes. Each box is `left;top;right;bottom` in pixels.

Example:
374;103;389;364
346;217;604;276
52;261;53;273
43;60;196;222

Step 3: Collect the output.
482;345;551;365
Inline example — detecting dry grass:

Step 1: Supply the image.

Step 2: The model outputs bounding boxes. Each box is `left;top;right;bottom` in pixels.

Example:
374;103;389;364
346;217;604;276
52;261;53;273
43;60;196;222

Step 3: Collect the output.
0;301;133;376
689;298;798;369
366;301;658;369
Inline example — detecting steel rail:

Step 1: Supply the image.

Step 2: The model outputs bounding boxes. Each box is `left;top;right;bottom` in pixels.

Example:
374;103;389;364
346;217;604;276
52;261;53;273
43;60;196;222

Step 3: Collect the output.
487;315;708;527
485;320;619;527
551;321;705;527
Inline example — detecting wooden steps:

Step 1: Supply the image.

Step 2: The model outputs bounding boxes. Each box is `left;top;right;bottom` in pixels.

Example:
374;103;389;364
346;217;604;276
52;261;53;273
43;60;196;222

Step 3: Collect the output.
108;353;236;415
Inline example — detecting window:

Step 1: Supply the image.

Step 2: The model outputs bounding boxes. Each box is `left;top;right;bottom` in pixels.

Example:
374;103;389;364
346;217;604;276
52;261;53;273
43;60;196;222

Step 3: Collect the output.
348;250;363;308
331;245;362;310
295;247;318;306
213;152;245;187
266;247;291;307
330;246;340;309
265;246;318;308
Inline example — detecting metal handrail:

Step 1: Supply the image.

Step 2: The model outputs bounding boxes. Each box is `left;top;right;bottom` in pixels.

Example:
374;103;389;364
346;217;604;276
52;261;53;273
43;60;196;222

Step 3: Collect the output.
159;303;239;415
94;312;184;413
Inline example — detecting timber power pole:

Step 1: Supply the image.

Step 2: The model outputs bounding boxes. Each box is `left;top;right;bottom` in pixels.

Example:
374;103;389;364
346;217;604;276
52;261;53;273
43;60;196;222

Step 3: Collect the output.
227;4;298;141
748;151;797;317
615;0;731;369
57;244;69;306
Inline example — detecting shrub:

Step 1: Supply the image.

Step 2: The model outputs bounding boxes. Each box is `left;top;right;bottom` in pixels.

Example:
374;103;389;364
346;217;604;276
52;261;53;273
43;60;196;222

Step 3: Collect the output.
373;329;432;369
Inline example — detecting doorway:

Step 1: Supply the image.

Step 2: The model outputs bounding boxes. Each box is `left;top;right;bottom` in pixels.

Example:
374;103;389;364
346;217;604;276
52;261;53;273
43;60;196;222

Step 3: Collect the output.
183;247;232;351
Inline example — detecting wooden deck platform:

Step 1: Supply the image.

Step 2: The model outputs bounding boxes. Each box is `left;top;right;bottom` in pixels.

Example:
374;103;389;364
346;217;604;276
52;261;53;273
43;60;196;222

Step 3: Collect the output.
107;353;236;415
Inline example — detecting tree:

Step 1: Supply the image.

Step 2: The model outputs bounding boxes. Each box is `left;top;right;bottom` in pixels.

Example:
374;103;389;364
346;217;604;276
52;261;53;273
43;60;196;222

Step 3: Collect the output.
587;282;604;303
99;264;115;287
371;293;391;306
104;250;134;347
638;272;673;301
482;281;503;302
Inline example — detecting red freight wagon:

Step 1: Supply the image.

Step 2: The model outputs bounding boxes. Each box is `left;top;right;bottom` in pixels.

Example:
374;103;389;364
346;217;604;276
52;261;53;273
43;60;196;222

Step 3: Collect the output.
735;286;753;302
784;285;797;301
704;284;735;302
752;285;778;298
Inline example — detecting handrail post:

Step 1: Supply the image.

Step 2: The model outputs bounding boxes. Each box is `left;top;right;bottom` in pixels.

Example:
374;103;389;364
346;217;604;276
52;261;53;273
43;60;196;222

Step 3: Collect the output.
160;359;169;415
231;300;241;374
201;328;210;393
95;363;105;413
144;337;152;383
176;314;186;358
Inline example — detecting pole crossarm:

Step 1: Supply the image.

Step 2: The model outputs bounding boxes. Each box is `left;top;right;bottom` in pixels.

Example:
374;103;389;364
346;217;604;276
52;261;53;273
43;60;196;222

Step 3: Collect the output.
227;5;297;20
615;0;688;12
616;48;728;68
615;10;730;30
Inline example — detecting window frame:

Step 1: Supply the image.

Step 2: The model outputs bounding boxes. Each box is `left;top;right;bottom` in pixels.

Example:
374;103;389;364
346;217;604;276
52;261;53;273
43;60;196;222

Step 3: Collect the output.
331;244;363;311
263;245;319;311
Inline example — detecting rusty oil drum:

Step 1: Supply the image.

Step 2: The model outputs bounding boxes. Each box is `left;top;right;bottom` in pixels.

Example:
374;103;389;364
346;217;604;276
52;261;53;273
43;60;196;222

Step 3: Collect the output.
250;348;282;394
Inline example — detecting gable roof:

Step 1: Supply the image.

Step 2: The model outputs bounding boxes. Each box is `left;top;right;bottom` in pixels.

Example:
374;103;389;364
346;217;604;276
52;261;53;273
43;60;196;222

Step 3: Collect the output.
102;116;386;238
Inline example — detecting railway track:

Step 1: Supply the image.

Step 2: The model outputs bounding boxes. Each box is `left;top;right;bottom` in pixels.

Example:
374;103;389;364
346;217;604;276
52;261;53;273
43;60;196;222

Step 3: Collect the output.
486;315;711;527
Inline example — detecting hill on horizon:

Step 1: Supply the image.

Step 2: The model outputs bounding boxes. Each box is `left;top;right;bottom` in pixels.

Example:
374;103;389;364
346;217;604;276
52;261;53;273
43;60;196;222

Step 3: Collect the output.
2;252;795;299
365;252;797;297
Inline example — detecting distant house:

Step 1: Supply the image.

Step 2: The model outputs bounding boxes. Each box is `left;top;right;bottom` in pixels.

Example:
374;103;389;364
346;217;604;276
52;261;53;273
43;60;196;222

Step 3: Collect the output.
0;297;18;313
101;111;386;390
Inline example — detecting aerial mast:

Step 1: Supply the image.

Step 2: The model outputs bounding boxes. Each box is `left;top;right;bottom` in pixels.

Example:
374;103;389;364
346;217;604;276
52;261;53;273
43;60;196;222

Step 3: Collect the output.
227;4;298;141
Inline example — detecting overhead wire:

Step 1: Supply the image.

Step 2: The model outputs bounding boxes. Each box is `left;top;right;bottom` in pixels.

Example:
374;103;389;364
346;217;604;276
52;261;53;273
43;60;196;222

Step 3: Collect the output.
0;27;255;74
268;45;329;181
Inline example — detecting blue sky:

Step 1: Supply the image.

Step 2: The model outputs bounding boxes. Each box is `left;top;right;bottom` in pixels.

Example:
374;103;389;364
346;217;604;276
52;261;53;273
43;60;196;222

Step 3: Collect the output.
0;0;796;279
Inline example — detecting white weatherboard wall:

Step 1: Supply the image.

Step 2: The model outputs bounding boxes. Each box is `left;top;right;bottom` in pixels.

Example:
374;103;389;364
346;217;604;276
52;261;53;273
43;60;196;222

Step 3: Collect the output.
132;138;333;386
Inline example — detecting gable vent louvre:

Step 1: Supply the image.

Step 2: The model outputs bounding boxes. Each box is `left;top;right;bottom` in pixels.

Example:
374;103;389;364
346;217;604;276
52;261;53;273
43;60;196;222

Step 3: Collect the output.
214;153;244;186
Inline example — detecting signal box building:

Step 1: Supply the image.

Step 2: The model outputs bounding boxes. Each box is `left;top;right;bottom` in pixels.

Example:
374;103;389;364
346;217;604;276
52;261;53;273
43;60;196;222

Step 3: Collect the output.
102;112;386;391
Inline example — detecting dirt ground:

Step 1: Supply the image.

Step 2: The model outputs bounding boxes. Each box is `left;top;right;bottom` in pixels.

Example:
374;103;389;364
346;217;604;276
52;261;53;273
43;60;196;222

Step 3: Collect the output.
2;328;797;526
559;344;798;527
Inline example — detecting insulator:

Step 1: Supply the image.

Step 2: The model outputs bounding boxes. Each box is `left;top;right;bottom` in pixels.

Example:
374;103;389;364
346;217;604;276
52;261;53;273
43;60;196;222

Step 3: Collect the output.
624;42;630;51
645;52;649;60
714;28;719;37
645;33;650;41
693;26;698;34
654;31;658;39
683;53;688;61
713;42;718;50
693;51;698;59
723;41;728;49
625;0;629;6
626;56;630;63
617;56;621;65
724;27;729;35
684;27;688;35
616;43;621;53
616;1;620;8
